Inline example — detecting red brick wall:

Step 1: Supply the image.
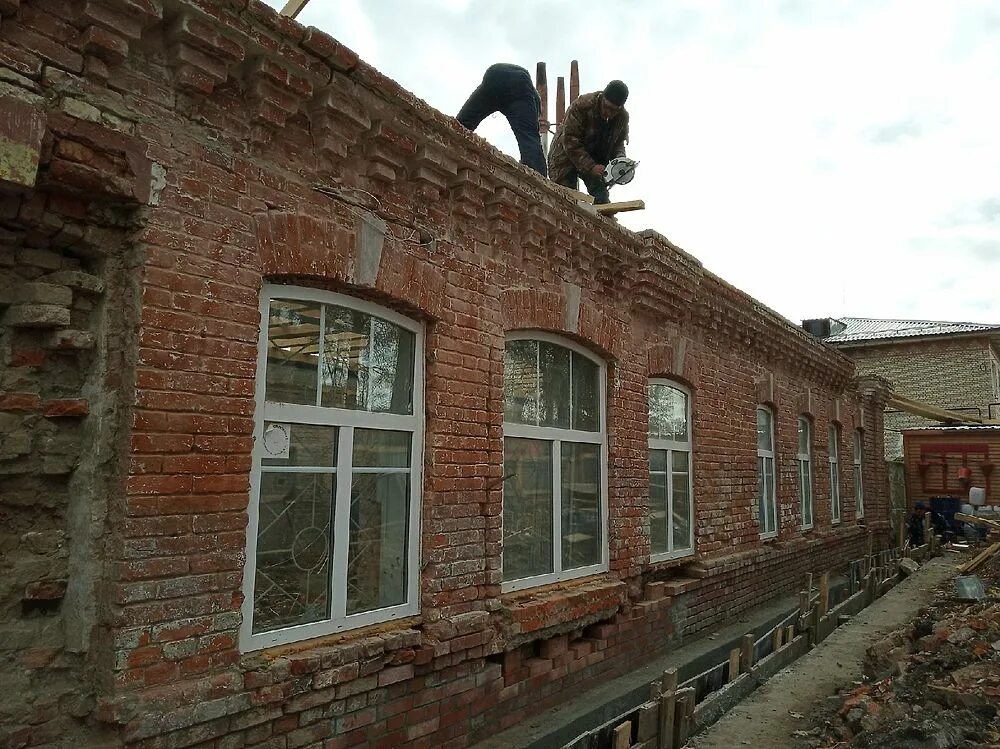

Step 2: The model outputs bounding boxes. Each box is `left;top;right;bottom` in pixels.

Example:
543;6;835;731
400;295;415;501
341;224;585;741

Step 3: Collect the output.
0;2;892;747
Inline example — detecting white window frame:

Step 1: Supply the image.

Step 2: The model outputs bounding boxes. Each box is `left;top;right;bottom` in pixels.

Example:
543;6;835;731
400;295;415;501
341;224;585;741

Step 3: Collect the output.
757;406;778;539
797;416;813;530
648;380;695;562
240;284;424;651
829;423;841;524
854;429;864;519
501;331;609;593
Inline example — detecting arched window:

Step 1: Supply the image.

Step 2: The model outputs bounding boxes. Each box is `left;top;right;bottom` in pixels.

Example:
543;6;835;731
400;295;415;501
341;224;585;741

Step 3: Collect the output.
854;429;864;519
757;407;777;537
502;333;607;591
797;417;813;529
649;381;693;559
829;423;842;523
242;285;423;649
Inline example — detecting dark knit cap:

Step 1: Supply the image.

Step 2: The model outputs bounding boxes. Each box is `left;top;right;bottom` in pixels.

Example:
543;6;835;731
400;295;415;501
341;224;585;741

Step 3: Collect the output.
603;80;629;106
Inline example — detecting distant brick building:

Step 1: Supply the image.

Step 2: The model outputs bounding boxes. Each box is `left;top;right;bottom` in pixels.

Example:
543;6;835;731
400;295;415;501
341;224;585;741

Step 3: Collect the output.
1;2;891;748
811;318;1000;459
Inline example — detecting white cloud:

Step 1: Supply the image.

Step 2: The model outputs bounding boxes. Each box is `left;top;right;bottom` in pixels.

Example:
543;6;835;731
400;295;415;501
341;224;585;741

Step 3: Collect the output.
265;0;1000;325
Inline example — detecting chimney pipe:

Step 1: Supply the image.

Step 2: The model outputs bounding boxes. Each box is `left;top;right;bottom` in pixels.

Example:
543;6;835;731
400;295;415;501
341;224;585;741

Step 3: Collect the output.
570;60;580;103
556;76;566;125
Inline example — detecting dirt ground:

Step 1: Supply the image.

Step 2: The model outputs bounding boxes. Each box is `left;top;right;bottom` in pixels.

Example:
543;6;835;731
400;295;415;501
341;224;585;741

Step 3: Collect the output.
686;556;961;749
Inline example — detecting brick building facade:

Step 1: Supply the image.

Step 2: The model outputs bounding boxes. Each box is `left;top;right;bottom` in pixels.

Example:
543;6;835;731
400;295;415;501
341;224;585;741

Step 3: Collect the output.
0;2;892;747
817;318;1000;459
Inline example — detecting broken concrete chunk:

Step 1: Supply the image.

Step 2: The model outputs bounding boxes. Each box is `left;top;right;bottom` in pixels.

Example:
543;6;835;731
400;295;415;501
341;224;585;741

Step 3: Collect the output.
953;575;985;602
0;282;73;307
899;558;920;576
1;303;71;328
41;270;105;294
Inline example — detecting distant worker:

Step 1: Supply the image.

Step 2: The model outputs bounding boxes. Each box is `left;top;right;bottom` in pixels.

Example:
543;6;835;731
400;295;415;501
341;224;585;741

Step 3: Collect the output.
457;63;547;177
547;80;630;205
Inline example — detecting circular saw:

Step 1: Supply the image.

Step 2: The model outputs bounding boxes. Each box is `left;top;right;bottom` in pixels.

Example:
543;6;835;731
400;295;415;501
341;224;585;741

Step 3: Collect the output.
604;157;639;187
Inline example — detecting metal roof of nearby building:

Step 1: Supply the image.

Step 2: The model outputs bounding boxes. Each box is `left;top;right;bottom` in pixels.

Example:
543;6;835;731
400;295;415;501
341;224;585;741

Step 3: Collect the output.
824;317;1000;344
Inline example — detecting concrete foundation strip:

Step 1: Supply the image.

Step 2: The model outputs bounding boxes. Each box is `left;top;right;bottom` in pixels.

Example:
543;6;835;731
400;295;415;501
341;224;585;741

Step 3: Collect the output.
562;546;924;749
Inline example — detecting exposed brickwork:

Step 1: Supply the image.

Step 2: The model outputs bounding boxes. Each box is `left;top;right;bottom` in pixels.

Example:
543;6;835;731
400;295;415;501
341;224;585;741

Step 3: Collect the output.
0;2;893;748
838;336;1000;459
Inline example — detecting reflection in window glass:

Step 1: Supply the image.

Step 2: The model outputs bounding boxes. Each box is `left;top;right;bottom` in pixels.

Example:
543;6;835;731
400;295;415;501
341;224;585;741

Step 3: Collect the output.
757;407;777;536
798;417;813;528
502;337;605;589
648;383;693;557
253;471;334;632
248;290;420;646
561;442;602;570
265;299;320;405
503;438;554;581
854;430;864;518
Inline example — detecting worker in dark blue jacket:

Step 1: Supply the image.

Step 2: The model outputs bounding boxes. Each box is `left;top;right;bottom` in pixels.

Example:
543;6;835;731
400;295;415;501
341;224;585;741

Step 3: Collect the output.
457;63;547;177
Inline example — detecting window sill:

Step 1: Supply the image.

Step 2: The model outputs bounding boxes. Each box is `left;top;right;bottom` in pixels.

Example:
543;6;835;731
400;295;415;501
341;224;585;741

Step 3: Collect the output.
759;531;779;541
500;574;627;639
501;562;608;595
649;548;696;566
241;615;424;667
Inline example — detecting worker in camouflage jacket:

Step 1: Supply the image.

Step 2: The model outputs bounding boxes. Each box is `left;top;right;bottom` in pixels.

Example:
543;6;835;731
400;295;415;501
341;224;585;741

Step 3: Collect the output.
547;80;629;204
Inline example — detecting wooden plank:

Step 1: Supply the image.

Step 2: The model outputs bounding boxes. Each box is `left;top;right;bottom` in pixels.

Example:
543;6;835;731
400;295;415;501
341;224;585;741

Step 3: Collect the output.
739;633;754;672
959;542;1000;574
819;572;830;617
889;392;985;424
280;0;311;18
956;512;1000;530
594;199;645;215
798;590;810;617
727;648;740;682
785;625;795;644
658;689;676;749
673;689;696;747
613;721;631;749
771;626;783;652
660;667;678;693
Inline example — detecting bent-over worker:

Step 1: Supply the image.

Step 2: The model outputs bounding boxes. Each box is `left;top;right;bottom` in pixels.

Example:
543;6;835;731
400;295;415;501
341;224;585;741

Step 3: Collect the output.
547;80;629;205
456;63;547;177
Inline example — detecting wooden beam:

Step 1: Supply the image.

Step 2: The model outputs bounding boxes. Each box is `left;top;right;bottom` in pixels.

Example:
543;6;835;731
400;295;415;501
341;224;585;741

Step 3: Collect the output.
280;0;311;18
595;199;645;215
956;512;1000;530
889;393;986;424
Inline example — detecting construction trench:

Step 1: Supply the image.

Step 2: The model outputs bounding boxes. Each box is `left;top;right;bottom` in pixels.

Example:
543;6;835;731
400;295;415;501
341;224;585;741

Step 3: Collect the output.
476;531;998;749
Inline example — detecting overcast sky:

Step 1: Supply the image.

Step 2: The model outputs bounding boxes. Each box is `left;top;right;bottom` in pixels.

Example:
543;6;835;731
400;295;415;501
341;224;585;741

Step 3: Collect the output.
264;0;1000;326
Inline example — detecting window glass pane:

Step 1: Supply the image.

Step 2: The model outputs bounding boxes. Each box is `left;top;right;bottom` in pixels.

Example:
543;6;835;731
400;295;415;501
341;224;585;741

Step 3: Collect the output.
321;305;414;414
798;419;810;454
353;429;410;468
265;299;320;405
764;458;776;532
538;342;571;428
571;352;600;432
756;409;772;452
253;472;333;632
503;438;553;581
854;431;862;462
671;451;692;551
504;340;538;425
757;456;765;522
262;422;337;467
347;472;409;615
829;425;838;460
649;450;668;555
650;385;688;441
855;466;864;515
801;461;813;527
561;442;602;570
